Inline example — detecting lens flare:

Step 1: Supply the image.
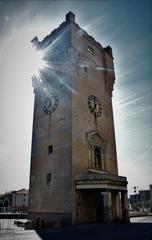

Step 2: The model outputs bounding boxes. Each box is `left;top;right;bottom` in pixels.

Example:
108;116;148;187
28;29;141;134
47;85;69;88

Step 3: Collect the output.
29;47;46;77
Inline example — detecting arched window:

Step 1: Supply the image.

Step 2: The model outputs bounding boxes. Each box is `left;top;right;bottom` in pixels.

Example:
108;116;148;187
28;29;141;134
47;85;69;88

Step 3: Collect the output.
86;132;106;171
94;147;101;169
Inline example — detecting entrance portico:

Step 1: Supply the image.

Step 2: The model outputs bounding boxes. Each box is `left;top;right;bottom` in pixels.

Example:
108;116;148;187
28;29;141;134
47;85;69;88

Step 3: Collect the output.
75;173;129;224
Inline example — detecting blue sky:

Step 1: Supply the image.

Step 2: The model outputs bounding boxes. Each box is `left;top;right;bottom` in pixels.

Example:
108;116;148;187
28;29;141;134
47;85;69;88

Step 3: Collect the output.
0;0;151;195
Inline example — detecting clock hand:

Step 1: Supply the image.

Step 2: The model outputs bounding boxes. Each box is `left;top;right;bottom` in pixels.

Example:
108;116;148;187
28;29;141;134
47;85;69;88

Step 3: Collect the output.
94;101;97;111
48;102;52;109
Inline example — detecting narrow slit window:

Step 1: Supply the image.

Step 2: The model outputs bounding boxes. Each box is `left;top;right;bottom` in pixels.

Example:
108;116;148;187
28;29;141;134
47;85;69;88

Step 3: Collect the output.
48;145;53;154
46;173;51;185
94;147;101;169
84;66;88;73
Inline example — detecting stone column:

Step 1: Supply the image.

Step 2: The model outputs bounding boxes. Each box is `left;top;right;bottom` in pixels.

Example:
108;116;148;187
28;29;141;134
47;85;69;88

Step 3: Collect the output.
103;191;112;223
115;191;121;222
91;146;95;169
88;149;91;168
73;190;79;224
121;190;129;223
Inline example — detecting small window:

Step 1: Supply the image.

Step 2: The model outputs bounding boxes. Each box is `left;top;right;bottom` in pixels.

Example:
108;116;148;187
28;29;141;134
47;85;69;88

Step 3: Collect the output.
88;46;94;55
84;67;88;73
46;173;51;185
94;147;101;169
48;145;53;154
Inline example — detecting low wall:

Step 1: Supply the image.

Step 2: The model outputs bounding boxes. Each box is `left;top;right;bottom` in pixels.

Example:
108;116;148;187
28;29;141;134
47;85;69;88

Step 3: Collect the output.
0;213;28;219
129;212;152;218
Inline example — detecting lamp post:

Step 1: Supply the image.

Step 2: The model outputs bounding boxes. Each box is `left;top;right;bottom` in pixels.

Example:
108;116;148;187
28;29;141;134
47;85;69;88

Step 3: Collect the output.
133;186;139;211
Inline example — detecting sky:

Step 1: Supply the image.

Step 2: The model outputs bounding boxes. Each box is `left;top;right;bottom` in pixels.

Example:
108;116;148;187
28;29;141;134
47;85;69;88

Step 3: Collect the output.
0;0;152;196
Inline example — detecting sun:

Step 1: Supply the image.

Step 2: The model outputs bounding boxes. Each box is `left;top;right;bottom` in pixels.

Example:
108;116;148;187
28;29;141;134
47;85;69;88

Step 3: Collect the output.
29;46;46;77
23;37;48;79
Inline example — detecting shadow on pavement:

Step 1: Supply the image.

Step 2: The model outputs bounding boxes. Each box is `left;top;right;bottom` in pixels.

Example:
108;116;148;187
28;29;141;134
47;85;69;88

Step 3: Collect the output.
36;222;152;240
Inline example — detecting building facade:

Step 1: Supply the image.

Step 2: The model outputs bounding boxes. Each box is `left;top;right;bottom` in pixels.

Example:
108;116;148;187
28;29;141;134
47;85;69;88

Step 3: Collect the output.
130;185;152;211
12;189;29;212
150;185;152;201
29;12;129;227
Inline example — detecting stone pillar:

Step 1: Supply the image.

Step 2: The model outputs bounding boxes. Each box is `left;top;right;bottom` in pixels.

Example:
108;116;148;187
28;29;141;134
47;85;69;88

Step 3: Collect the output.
103;191;112;223
91;146;95;169
107;191;113;223
121;191;129;223
115;191;121;222
73;190;79;224
88;149;91;168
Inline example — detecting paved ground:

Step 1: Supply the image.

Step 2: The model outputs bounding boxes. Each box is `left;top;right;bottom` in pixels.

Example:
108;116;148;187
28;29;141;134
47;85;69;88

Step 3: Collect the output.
0;216;152;240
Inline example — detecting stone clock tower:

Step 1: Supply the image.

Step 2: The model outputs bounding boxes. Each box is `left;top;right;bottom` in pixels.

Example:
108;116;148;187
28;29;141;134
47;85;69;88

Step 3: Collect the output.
29;12;129;227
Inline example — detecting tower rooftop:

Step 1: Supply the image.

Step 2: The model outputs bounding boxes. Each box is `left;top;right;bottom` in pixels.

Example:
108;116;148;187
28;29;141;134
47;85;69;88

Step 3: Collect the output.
66;11;75;22
32;12;113;58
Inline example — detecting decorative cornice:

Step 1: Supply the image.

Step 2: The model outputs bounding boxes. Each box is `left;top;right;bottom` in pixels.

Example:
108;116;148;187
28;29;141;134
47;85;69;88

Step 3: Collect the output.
76;173;128;185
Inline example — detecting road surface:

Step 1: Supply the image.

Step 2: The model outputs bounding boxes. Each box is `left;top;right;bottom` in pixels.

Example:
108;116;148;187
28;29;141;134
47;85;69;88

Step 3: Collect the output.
0;216;152;240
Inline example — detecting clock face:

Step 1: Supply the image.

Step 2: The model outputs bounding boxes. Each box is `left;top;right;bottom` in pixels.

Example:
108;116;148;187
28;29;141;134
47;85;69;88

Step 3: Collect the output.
88;95;102;117
43;93;59;115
